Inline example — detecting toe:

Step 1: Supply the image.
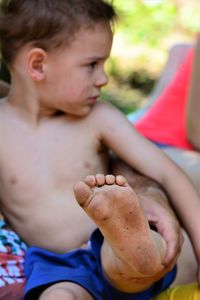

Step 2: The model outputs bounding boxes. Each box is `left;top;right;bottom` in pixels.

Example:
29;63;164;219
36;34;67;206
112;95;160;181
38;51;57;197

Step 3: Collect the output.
116;175;128;186
73;181;93;207
105;174;115;185
95;174;106;186
85;175;96;187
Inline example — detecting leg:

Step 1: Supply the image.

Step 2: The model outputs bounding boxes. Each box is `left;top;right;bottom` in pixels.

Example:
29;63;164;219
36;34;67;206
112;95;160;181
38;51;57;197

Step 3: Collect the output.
39;282;94;300
74;174;168;293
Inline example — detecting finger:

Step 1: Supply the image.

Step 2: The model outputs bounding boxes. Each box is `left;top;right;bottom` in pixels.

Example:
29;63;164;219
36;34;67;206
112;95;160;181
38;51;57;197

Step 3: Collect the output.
153;215;183;266
162;228;183;266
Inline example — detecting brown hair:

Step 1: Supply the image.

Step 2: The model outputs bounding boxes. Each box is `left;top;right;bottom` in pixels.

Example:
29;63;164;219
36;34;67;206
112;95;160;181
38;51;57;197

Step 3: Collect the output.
0;0;116;66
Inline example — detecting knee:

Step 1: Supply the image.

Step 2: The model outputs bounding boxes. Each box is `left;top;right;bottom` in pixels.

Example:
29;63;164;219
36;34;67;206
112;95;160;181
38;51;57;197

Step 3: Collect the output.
39;287;76;300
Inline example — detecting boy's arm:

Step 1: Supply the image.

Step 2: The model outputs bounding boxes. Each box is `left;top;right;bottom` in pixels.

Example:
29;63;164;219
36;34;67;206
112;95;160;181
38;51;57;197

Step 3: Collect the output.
186;33;200;150
95;101;200;277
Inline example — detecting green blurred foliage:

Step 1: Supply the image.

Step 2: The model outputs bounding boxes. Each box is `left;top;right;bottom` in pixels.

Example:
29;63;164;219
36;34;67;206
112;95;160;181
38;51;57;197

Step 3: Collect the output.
102;0;200;114
113;0;200;47
114;0;177;47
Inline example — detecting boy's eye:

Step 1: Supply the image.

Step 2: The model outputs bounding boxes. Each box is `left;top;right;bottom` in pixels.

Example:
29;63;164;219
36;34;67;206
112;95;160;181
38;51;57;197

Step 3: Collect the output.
90;61;97;68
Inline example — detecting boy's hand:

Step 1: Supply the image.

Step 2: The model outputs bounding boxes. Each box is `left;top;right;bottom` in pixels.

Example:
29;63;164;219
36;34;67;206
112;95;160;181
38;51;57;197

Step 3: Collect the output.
139;188;184;269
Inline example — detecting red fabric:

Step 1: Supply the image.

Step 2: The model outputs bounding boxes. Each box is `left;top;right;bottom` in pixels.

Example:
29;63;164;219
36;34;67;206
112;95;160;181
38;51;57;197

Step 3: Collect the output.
0;282;25;300
0;226;26;300
0;251;25;300
135;48;194;150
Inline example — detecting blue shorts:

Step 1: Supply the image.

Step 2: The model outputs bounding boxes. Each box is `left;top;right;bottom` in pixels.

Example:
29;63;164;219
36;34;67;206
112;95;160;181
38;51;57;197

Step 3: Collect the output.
24;229;176;300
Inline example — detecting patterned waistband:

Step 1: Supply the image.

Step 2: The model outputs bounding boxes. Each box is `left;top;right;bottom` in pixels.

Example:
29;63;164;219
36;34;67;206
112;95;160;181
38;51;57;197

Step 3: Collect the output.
0;220;27;286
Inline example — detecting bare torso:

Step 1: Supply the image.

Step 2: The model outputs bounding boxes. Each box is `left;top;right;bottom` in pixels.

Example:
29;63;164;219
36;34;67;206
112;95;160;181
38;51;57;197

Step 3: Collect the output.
0;100;108;252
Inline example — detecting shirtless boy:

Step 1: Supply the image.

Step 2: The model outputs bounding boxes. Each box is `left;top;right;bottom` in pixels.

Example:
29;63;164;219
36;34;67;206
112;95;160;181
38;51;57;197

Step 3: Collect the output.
0;1;200;300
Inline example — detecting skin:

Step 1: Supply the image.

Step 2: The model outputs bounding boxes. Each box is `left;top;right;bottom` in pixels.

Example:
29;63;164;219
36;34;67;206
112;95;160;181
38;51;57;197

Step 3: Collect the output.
110;158;182;267
0;20;199;298
158;35;200;285
40;174;169;300
0;80;9;98
161;148;200;285
74;175;168;287
186;33;200;151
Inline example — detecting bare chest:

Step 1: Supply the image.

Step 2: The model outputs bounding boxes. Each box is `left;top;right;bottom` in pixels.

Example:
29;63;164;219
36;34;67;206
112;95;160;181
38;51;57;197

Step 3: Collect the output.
0;120;108;200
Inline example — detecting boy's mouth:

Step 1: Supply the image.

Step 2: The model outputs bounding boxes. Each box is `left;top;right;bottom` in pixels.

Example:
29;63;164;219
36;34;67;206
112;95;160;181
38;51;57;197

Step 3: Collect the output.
87;96;99;105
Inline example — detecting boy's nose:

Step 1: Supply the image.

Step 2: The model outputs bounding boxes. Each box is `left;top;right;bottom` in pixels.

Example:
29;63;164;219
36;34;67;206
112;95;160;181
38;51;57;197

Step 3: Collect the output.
95;71;109;88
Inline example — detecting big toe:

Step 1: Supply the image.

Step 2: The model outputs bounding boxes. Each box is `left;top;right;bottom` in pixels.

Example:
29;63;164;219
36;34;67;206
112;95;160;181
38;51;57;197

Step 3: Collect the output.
73;181;92;207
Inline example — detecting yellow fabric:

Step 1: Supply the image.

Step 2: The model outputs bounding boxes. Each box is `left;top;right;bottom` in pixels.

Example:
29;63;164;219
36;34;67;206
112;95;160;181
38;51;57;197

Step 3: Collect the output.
153;283;200;300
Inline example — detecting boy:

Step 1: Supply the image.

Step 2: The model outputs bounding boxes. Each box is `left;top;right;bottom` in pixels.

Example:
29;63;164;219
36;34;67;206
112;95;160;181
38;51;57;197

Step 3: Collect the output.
0;80;9;98
0;0;200;299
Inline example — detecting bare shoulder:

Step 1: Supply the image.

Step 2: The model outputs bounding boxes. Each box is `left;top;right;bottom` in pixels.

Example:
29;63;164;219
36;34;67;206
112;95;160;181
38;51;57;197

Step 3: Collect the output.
0;80;9;98
0;98;18;135
0;98;6;121
87;101;135;142
90;101;125;123
93;100;120;113
0;98;12;122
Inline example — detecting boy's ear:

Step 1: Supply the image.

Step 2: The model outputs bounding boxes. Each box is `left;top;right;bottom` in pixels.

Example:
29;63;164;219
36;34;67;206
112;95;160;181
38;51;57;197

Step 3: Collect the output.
27;48;47;81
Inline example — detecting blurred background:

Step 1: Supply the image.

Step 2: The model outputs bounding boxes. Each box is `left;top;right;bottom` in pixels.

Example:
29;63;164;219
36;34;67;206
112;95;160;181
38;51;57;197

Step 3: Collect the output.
102;0;200;114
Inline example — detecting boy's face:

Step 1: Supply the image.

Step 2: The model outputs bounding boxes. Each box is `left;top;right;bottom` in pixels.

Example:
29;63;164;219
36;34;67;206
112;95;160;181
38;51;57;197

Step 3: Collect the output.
43;21;113;117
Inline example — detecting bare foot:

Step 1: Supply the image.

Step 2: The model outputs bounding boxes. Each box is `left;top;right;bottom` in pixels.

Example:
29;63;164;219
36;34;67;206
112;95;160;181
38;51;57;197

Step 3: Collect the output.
74;174;166;288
